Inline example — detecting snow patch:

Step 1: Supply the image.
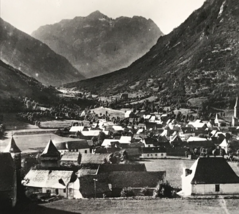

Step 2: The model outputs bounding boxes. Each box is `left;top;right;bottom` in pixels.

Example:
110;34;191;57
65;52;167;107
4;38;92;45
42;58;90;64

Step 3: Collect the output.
218;0;226;19
99;18;106;21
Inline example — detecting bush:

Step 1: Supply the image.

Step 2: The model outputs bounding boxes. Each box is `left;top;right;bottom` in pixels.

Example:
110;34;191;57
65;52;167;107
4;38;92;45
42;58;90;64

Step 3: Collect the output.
120;187;135;197
153;181;174;198
140;187;151;196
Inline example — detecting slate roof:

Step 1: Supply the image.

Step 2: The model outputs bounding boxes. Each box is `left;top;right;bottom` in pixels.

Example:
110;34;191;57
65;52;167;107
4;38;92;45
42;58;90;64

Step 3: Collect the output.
61;152;81;163
0;153;16;191
80;154;110;165
41;140;60;158
97;164;146;174
191;157;239;184
108;171;166;188
4;137;21;153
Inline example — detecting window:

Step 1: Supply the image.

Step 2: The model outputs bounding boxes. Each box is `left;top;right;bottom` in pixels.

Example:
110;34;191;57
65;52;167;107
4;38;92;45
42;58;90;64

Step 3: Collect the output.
147;154;149;157
85;150;87;153
215;184;220;192
63;189;66;193
55;189;59;195
161;153;164;156
155;154;157;156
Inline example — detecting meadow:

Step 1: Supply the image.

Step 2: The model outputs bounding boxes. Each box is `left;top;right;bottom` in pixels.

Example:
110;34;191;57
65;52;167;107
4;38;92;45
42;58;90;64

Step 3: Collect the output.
16;198;239;214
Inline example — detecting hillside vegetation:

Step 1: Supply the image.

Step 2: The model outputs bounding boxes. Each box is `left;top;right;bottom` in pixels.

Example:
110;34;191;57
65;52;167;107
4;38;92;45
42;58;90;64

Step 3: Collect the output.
0;18;84;86
66;0;239;108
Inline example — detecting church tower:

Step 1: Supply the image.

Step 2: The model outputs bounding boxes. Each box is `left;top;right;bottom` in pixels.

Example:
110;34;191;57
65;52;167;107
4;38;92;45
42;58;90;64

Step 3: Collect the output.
4;137;22;204
39;140;60;168
4;137;21;175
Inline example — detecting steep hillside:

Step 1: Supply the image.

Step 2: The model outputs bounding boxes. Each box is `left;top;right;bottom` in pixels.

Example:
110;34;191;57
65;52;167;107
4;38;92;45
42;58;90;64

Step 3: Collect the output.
66;0;239;107
0;59;56;105
32;11;163;78
0;18;84;86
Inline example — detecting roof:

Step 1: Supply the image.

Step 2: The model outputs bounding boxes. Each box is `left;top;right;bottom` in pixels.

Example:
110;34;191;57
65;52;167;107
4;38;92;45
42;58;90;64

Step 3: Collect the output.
41;140;60;157
187;136;208;142
144;137;158;145
80;154;110;165
101;139;120;148
23;169;74;189
66;140;90;150
190;157;239;184
77;168;98;177
119;136;132;144
97;164;146;174
220;139;229;147
108;171;166;188
0;153;16;191
69;126;86;132
4;137;21;153
61;152;81;163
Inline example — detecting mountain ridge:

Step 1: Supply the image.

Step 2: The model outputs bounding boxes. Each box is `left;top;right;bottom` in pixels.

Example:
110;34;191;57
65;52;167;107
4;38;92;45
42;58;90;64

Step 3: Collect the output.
0;18;85;86
65;0;239;107
32;11;163;78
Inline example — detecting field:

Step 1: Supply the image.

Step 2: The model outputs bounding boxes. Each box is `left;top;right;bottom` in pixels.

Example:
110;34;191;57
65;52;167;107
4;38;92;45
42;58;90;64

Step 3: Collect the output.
91;107;125;118
15;198;239;214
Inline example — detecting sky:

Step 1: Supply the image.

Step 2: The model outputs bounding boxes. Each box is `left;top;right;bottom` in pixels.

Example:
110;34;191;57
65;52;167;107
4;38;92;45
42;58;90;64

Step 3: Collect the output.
0;0;206;35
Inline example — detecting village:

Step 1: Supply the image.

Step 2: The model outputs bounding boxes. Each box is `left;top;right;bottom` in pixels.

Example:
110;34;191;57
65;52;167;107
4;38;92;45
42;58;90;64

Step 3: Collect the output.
1;94;239;211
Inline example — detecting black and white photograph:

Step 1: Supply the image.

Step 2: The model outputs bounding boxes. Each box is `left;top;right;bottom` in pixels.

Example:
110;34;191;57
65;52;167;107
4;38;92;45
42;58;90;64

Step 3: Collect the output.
1;0;239;213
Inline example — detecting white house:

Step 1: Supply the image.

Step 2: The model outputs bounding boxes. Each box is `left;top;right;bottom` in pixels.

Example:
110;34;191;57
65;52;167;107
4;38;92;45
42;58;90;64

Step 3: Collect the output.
180;157;239;196
140;147;167;159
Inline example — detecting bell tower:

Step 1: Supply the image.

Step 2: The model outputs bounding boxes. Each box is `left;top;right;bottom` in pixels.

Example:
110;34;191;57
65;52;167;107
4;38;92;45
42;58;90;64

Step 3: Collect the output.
4;137;21;175
39;140;60;168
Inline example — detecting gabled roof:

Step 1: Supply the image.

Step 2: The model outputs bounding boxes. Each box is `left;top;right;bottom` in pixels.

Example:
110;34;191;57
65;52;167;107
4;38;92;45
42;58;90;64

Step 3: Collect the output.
23;169;74;189
41;140;60;157
190;157;239;184
108;171;166;188
66;140;90;150
80;154;110;165
4;137;21;153
220;139;229;147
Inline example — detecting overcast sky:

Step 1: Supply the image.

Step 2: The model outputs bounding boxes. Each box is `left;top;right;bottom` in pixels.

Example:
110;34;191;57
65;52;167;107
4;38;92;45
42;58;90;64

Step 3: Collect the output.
1;0;206;35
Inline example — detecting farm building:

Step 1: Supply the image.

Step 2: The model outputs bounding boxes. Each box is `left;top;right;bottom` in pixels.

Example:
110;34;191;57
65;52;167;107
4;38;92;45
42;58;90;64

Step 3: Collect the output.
180;157;239;196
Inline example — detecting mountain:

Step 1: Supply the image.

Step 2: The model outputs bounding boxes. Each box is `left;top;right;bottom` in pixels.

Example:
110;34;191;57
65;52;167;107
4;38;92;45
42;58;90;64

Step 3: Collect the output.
0;18;84;86
65;0;239;107
32;11;163;78
0;59;56;105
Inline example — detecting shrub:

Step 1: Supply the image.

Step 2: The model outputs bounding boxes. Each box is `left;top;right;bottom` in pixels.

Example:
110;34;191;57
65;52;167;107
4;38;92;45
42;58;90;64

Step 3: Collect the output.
140;187;151;196
153;181;174;198
120;187;135;197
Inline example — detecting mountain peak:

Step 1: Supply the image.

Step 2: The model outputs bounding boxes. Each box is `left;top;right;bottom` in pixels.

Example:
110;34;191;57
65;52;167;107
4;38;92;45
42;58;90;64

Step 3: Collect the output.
87;10;107;19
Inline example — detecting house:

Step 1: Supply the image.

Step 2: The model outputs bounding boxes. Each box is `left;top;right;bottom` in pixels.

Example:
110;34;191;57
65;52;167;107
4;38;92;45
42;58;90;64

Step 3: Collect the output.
101;139;120;148
119;136;132;145
169;134;183;147
180;157;239;196
140;147;167;159
108;171;166;196
55;140;90;154
22;169;80;199
179;127;195;141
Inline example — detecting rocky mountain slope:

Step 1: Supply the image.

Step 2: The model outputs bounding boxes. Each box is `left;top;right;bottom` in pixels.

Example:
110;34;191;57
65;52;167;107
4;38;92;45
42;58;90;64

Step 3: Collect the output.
0;59;56;103
32;11;163;78
65;0;239;107
0;18;84;86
